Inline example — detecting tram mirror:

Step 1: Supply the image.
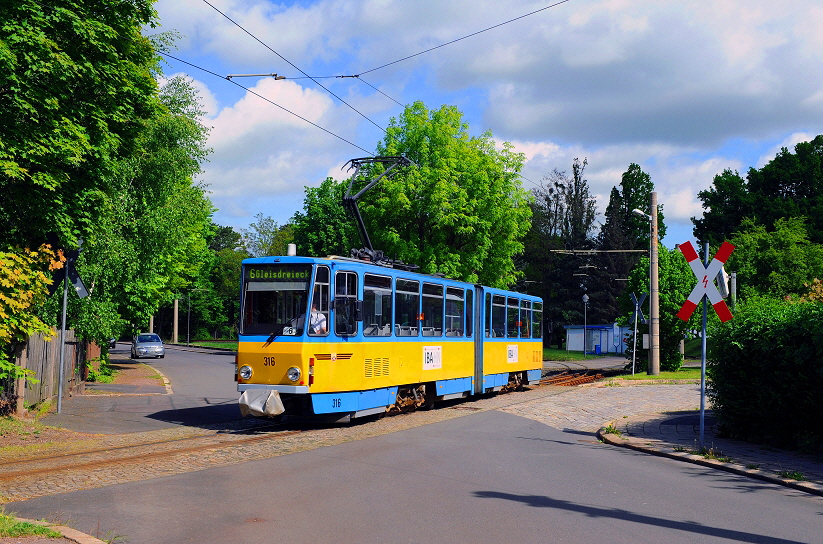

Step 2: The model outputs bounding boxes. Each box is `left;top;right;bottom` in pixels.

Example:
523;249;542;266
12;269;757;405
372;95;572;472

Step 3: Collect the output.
355;300;363;321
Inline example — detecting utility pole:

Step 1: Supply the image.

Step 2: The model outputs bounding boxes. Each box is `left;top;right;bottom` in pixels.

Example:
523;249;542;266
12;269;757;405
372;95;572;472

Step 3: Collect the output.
649;192;660;376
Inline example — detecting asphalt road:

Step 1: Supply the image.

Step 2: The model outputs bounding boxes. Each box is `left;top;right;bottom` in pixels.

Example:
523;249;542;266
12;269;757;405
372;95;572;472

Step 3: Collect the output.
40;344;240;433
20;347;822;543
14;412;822;542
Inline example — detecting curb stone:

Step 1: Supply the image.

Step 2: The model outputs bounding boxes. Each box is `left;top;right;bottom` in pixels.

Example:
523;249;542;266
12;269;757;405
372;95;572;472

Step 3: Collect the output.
597;423;823;498
13;517;107;544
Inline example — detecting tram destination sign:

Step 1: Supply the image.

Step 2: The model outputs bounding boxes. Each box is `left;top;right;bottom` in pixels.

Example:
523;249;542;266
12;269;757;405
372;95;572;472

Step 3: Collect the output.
245;265;311;282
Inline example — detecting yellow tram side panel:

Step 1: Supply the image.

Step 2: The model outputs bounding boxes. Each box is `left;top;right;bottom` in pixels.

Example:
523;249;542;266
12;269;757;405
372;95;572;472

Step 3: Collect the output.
237;342;304;386
483;339;543;376
308;339;475;394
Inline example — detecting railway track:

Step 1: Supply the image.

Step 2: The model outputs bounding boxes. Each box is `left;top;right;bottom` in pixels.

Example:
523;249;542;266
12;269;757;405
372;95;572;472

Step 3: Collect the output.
0;421;293;483
539;371;604;386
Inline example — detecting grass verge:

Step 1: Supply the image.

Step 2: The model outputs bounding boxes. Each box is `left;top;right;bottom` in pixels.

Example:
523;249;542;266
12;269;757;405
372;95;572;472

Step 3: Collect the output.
543;348;609;362
615;368;702;380
191;341;238;350
0;508;62;538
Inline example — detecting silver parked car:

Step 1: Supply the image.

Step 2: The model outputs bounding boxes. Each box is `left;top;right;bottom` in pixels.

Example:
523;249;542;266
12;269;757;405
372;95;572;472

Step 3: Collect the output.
131;333;165;359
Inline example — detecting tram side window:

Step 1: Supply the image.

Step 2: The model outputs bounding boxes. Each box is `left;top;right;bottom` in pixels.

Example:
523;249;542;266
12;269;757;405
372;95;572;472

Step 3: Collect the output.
364;274;392;336
335;271;358;336
395;279;420;336
491;295;506;338
421;283;444;336
485;293;492;338
445;287;464;336
308;266;330;336
507;297;520;338
520;300;532;339
466;289;473;337
532;302;543;339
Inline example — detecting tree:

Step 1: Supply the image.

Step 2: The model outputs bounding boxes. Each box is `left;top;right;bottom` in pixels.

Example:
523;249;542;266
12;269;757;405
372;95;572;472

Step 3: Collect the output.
39;75;214;344
692;169;752;246
694;136;823;245
0;0;159;250
360;101;531;288
0;245;56;392
726;217;823;299
520;159;600;342
209;223;242;252
241;214;295;258
291;177;359;258
624;245;701;371
592;163;664;324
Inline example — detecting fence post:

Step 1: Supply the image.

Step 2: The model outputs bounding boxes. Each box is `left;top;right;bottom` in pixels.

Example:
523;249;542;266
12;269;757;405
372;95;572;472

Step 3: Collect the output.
14;343;27;416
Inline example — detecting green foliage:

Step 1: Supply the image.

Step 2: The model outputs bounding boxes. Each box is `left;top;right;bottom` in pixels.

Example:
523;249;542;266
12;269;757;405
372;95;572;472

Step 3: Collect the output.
694;136;823;245
0;0;160;250
624;245;702;371
291;177;359;257
727;217;823;299
241;214;295;257
0;246;56;384
593;163;664;324
85;356;115;383
708;297;823;449
0;508;62;538
364;101;532;287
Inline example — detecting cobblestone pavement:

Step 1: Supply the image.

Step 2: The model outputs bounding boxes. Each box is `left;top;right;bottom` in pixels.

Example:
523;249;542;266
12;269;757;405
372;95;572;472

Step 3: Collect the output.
499;383;701;432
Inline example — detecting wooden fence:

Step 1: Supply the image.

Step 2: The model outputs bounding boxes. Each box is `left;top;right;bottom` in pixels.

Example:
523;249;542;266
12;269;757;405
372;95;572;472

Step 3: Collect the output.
11;329;87;413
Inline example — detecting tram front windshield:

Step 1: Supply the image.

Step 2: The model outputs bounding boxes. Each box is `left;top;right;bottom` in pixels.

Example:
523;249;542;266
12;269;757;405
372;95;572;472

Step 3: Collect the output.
242;264;312;336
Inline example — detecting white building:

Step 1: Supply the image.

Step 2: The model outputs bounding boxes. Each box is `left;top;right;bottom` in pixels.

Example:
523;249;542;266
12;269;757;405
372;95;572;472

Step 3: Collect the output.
564;323;631;355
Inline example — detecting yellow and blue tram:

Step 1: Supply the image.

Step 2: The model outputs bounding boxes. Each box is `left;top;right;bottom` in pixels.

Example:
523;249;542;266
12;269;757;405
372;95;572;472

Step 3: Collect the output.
236;255;543;420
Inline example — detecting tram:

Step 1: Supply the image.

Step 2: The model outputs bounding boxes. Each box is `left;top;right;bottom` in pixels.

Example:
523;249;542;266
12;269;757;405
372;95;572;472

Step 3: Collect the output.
236;254;544;420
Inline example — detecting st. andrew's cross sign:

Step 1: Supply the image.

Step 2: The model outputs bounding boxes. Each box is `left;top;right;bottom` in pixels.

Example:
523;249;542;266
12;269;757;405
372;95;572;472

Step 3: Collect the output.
676;241;735;323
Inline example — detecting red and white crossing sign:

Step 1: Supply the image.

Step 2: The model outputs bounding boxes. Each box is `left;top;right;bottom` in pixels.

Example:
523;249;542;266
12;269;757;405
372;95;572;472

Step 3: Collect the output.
677;241;735;322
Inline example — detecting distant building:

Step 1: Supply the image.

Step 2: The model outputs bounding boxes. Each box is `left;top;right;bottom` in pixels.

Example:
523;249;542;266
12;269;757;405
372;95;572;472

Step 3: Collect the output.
564;324;631;355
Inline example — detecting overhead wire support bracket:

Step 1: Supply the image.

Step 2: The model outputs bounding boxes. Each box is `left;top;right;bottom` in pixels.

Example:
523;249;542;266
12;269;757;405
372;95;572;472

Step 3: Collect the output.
226;73;286;80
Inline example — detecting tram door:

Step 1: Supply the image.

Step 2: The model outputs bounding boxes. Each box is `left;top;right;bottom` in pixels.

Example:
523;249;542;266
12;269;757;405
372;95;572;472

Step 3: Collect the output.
473;285;485;394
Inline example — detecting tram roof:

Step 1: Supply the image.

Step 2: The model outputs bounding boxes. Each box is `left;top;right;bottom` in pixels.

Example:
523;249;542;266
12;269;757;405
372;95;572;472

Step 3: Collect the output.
242;255;541;300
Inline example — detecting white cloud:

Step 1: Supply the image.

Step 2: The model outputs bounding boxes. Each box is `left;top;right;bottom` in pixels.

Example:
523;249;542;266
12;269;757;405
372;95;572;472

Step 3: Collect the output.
153;0;823;240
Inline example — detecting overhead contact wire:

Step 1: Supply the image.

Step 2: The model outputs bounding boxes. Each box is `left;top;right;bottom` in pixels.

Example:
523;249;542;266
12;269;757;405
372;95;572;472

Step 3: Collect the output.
201;0;386;133
356;0;572;76
159;53;373;155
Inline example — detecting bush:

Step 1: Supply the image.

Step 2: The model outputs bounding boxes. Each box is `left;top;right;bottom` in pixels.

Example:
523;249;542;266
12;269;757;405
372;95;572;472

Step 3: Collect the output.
708;297;823;449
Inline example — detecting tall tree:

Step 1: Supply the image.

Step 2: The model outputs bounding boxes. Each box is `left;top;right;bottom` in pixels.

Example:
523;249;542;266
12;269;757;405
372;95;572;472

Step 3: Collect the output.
692;169;752;246
726;217;823;299
291;177;359;258
521;158;599;343
361;101;531;288
240;214;294;257
0;0;159;250
592;163;664;323
48;75;214;342
694;135;823;245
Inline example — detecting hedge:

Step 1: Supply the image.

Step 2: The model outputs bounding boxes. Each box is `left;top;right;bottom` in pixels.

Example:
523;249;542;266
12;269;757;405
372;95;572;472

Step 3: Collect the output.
708;297;823;450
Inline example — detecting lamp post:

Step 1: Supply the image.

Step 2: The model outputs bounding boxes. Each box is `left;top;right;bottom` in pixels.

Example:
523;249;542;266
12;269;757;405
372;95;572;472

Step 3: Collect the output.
633;193;660;375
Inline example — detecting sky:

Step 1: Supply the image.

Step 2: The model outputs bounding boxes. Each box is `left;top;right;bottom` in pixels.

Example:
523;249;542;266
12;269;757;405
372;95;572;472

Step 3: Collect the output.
151;0;823;249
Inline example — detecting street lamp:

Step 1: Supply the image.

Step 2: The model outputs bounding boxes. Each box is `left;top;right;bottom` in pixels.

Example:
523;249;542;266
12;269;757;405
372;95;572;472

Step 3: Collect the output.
632;194;660;376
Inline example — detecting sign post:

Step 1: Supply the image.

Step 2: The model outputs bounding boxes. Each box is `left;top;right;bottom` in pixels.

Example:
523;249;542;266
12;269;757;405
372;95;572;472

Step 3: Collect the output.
49;240;89;414
677;240;735;450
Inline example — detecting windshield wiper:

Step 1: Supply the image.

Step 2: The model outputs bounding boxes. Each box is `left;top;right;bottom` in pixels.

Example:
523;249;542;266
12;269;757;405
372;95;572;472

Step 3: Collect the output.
262;324;286;347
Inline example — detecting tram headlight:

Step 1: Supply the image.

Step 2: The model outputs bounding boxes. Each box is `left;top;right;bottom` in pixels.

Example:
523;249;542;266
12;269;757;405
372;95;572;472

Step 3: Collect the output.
287;366;301;382
239;365;253;380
